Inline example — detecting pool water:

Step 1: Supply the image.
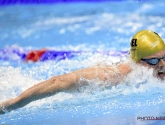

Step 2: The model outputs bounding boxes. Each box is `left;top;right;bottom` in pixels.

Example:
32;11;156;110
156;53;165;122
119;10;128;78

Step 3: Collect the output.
1;1;165;125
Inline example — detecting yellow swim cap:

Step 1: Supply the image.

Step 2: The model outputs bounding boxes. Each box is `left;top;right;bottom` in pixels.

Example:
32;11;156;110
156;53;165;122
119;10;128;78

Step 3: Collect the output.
130;30;165;62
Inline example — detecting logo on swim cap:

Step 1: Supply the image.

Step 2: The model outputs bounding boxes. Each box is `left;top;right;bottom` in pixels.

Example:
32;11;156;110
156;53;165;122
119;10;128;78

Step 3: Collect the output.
131;39;137;47
130;30;165;62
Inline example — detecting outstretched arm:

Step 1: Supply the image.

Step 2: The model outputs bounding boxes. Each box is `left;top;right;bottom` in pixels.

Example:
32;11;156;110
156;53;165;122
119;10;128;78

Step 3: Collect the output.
0;63;131;114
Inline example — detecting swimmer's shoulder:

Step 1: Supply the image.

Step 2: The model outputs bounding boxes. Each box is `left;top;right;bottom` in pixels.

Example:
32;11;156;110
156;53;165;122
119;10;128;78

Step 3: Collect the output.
104;61;132;76
95;59;133;76
117;62;132;76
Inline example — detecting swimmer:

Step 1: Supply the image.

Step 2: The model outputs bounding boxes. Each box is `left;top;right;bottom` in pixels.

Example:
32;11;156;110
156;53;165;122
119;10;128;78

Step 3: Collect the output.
1;30;165;114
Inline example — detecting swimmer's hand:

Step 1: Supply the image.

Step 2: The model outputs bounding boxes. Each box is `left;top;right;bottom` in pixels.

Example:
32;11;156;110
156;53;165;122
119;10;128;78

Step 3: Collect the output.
0;98;18;115
0;108;5;114
0;103;6;115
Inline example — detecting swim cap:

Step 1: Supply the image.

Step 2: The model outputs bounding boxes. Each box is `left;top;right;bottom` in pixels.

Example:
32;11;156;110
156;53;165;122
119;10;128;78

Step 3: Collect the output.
130;30;165;62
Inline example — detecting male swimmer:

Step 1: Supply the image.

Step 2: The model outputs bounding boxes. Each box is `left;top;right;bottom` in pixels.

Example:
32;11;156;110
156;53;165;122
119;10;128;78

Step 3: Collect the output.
1;30;165;114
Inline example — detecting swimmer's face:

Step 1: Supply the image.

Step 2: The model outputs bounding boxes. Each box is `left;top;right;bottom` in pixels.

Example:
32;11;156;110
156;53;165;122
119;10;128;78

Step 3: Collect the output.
138;49;165;80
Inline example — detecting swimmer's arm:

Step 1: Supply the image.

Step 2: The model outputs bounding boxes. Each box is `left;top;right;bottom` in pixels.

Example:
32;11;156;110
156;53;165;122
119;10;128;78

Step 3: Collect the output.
0;63;131;113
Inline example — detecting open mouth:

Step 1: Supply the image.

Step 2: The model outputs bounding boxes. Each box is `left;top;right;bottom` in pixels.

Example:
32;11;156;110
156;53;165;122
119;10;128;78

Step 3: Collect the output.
158;70;165;79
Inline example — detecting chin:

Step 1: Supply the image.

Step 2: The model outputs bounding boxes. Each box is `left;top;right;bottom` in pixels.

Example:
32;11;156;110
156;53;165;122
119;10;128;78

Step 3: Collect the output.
156;74;165;81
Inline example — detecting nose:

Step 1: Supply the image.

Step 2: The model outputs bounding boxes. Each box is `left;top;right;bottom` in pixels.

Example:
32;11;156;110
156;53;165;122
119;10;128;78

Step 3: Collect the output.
157;59;165;69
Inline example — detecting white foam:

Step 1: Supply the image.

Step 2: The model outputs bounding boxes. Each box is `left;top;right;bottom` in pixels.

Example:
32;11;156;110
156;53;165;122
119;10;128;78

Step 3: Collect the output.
0;66;39;102
0;52;165;109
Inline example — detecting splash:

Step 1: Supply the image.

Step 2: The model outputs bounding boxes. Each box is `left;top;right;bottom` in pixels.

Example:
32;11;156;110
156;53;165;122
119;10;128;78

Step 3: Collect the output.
0;51;164;111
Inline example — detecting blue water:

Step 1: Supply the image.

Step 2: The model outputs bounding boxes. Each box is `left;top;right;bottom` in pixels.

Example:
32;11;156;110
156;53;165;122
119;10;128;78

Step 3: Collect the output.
1;1;165;125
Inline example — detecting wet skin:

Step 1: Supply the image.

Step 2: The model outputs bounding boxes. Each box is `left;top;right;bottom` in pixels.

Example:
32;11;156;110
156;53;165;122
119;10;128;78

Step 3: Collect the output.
138;49;165;80
1;50;165;114
0;62;131;114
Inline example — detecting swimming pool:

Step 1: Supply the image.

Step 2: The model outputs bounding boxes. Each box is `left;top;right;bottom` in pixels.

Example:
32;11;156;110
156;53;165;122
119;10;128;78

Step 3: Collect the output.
1;0;165;124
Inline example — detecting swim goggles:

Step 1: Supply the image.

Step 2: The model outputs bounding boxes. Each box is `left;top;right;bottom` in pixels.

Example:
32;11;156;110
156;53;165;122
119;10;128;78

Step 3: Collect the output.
141;55;165;65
